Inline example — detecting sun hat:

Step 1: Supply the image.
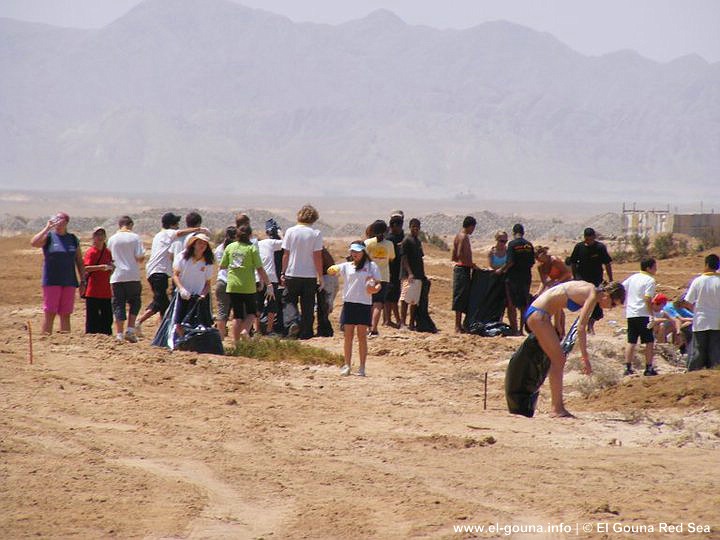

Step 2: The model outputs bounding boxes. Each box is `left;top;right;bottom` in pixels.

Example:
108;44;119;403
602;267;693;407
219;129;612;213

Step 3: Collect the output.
187;233;212;249
652;293;669;306
349;242;366;252
92;226;106;235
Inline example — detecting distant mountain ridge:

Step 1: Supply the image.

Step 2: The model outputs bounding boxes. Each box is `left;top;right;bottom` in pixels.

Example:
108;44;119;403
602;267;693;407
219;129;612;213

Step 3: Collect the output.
1;0;718;200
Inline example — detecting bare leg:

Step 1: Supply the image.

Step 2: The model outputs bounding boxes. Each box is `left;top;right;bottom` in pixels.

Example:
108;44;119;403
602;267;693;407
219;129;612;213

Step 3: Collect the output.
507;304;518;335
241;315;256;338
390;302;400;327
527;314;573;417
400;301;409;328
136;307;156;326
114;319;125;336
42;312;56;335
382;303;390;326
127;313;138;330
232;318;242;343
59;314;71;333
343;324;355;368
267;312;276;334
455;311;463;333
625;343;636;366
357;325;368;372
371;302;382;333
409;305;418;329
644;342;654;367
217;319;228;338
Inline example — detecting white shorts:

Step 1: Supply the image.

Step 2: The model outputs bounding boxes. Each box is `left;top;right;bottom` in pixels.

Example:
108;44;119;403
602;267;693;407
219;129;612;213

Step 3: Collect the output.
400;279;422;305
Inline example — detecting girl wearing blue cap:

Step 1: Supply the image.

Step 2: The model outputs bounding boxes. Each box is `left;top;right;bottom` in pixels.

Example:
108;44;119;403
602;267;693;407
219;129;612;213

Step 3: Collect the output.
327;241;381;376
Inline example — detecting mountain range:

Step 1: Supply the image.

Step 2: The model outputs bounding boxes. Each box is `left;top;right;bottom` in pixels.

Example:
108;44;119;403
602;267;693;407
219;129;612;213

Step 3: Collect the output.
1;0;718;201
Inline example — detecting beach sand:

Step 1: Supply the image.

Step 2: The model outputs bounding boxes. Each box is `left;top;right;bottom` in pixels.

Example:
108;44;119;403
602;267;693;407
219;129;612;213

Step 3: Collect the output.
1;235;719;538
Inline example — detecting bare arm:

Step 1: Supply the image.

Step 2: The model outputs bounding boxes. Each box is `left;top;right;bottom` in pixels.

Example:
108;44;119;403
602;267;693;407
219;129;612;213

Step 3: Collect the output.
576;287;598;374
30;220;55;248
605;262;613;282
75;246;85;283
313;250;323;283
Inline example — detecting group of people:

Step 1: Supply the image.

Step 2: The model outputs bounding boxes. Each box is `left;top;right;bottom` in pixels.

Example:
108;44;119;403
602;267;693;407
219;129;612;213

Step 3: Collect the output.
450;219;720;417
33;209;720;390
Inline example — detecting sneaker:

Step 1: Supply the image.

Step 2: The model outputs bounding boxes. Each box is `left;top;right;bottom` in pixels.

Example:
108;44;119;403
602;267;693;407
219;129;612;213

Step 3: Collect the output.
288;322;300;338
357;367;366;377
644;366;659;376
115;333;124;343
340;365;351;376
369;330;379;337
125;328;138;343
623;366;636;376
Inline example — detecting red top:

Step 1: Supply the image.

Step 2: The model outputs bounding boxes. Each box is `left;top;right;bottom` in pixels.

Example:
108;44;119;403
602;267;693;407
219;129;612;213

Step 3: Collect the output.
83;245;112;299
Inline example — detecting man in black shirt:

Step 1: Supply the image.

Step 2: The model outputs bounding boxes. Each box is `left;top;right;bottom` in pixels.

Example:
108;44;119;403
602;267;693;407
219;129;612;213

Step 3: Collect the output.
499;223;535;335
399;218;425;330
569;227;613;332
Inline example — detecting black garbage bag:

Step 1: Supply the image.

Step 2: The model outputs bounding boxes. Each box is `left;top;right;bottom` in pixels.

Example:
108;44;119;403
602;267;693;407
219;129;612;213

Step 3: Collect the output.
464;269;506;330
505;318;579;417
152;293;223;355
414;278;437;333
316;288;334;337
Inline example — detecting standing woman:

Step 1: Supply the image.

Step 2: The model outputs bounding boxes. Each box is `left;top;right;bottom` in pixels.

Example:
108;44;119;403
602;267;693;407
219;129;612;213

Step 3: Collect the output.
83;227;114;335
488;230;508;270
220;225;272;343
30;212;84;334
213;226;236;338
172;234;215;337
534;245;573;337
525;280;625;417
327;241;381;376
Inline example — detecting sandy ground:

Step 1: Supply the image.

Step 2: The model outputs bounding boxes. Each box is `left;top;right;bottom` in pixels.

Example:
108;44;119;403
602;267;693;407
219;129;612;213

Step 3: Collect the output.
1;235;719;539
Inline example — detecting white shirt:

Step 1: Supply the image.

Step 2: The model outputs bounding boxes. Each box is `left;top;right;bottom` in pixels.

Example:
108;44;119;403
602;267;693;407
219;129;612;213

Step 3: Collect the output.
334;261;381;305
169;235;189;259
282;224;323;278
107;230;145;283
622;271;656;318
259;238;283;283
685;273;720;331
146;228;178;277
214;244;229;282
173;256;214;295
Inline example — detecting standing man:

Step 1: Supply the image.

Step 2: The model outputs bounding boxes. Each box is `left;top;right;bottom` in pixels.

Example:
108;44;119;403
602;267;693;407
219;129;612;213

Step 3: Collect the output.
364;220;395;336
499;223;535;335
451;216;477;333
136;212;206;332
169;211;204;259
677;254;720;371
622;257;658;376
399;218;425;330
384;213;404;328
569;227;613;333
281;204;324;340
107;216;145;343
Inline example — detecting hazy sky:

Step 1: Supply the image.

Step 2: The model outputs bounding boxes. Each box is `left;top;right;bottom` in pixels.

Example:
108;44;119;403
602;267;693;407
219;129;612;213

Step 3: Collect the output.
1;0;719;63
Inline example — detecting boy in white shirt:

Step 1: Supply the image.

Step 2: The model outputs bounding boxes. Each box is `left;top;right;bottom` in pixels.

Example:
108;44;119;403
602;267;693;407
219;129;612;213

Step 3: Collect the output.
107;216;145;343
621;257;658;376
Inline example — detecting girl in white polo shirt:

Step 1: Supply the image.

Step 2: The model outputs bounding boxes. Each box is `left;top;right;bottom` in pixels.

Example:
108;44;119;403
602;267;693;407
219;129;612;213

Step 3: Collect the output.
173;234;214;337
327;241;381;377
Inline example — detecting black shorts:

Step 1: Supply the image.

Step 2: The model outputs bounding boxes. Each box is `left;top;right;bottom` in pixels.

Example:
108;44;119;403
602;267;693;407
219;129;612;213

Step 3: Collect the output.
340;302;372;326
229;293;257;321
385;279;401;303
452;266;472;313
505;278;531;309
255;283;279;314
371;281;389;304
627;316;654;344
111;281;142;321
147;273;170;315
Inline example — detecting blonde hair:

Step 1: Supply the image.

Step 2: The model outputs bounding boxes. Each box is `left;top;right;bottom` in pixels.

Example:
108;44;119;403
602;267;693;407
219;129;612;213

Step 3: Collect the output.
599;281;626;304
297;204;319;224
495;230;508;241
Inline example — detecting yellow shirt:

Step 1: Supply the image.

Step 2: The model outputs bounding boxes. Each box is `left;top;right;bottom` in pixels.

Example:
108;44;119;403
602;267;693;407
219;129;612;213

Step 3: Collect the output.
364;238;395;282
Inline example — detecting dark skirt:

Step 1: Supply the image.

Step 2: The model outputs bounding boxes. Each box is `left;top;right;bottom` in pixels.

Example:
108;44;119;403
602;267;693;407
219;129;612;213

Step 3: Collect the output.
340;301;372;326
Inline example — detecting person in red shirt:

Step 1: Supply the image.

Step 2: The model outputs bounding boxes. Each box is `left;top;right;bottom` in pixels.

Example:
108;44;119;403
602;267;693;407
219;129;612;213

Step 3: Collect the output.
83;227;114;335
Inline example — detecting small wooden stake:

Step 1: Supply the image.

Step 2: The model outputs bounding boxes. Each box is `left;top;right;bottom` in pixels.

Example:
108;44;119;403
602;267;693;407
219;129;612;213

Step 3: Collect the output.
483;371;488;410
27;320;33;364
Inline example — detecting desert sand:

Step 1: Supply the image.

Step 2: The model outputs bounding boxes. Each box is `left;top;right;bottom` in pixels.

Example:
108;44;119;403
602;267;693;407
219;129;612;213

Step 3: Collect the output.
1;233;719;539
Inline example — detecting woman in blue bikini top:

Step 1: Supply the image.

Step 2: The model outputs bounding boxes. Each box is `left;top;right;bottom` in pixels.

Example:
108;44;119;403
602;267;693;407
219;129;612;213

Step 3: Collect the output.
524;280;626;418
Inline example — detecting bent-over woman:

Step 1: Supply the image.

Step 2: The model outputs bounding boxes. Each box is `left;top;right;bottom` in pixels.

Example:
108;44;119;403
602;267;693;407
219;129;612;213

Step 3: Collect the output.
525;280;625;417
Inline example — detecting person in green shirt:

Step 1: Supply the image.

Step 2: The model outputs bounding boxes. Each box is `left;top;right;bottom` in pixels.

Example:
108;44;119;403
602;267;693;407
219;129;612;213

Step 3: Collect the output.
220;225;271;344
